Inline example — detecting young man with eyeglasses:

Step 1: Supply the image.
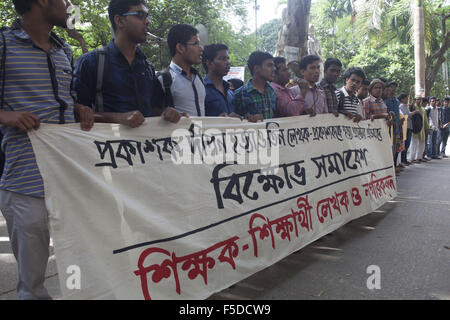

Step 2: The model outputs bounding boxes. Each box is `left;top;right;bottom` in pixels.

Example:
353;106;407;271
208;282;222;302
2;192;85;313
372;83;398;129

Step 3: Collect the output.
74;0;181;126
158;24;205;117
0;0;94;299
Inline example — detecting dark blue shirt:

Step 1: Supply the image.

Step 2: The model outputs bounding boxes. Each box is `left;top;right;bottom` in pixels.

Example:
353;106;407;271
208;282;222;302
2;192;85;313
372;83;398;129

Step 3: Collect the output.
385;97;400;135
204;76;234;116
441;107;450;126
73;40;164;117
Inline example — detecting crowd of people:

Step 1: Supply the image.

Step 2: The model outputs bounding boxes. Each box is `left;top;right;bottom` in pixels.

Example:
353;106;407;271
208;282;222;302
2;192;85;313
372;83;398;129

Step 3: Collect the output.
0;0;448;300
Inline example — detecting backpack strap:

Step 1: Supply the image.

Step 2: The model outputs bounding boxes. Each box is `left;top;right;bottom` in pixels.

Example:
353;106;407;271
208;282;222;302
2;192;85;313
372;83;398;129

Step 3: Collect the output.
95;46;108;113
157;68;174;109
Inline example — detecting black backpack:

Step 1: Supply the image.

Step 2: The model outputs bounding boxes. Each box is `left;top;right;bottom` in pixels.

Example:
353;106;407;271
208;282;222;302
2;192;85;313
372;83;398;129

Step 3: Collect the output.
411;113;423;134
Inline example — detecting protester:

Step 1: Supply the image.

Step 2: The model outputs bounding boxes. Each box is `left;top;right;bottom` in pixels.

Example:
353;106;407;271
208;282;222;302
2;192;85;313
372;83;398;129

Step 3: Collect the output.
158;24;205;117
233;51;277;121
202;43;238;117
270;57;308;117
317;58;342;115
363;79;390;121
335;67;366;121
399;93;420;165
409;97;430;163
425;96;441;159
357;79;370;102
440;97;450;157
385;82;403;171
74;0;180;126
296;55;328;115
0;0;94;299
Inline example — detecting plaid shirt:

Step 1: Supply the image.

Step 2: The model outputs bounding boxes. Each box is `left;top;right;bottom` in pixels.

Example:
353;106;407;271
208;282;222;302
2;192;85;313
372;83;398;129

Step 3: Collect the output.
232;80;275;119
363;95;388;119
318;79;338;113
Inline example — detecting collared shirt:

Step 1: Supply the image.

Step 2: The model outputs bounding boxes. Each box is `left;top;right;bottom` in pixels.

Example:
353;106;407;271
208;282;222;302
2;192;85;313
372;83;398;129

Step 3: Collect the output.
158;61;206;117
204;75;234;116
385;96;400;135
73;40;164;117
335;87;361;115
232;79;276;119
318;79;338;113
270;82;305;117
291;84;328;114
0;21;75;197
363;95;388;120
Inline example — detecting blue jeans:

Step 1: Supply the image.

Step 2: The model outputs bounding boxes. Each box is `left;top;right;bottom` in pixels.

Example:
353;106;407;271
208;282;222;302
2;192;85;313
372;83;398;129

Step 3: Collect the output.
441;127;449;155
426;129;439;158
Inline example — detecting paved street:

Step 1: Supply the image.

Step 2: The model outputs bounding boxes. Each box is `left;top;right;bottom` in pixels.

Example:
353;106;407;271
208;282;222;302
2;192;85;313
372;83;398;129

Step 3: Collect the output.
1;155;449;300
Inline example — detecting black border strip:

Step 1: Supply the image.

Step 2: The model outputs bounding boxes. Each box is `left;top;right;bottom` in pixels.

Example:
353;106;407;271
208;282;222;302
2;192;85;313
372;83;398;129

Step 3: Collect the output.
113;165;394;254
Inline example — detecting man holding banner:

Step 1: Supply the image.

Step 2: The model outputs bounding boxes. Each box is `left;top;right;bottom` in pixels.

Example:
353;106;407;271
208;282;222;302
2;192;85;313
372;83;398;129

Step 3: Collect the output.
0;0;94;299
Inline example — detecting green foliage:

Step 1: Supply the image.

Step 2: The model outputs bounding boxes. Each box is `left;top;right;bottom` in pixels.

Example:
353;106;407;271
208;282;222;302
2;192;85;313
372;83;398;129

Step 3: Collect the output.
311;0;449;96
252;18;283;55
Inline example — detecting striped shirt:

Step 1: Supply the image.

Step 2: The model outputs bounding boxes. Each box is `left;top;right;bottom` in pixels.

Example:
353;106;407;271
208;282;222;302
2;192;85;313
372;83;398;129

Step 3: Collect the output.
336;87;360;115
0;22;75;198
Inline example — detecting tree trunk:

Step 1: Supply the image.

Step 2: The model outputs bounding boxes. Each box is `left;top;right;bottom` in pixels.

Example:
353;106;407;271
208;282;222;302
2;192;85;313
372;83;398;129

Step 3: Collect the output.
275;0;312;61
425;13;450;95
412;0;426;97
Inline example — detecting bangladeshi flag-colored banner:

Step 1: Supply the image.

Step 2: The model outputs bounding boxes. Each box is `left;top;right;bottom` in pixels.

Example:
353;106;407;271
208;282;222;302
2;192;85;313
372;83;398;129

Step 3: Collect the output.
28;114;396;300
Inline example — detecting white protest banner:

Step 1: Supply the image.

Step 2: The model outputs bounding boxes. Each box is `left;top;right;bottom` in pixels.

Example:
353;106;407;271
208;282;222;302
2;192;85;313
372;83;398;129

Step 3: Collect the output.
28;114;396;300
223;67;246;82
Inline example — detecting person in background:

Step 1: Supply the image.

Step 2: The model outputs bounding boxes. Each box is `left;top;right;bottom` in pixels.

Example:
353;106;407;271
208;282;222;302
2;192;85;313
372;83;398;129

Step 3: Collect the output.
357;79;370;102
439;97;450;158
270;57;308;117
425;96;441;159
399;93;420;165
297;55;328;115
409;97;430;163
317;57;342;115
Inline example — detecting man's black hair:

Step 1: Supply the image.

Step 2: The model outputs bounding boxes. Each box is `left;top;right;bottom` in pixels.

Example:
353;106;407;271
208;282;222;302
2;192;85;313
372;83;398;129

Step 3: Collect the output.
12;0;38;15
430;96;436;100
362;79;370;86
273;57;287;73
247;51;274;76
202;44;229;72
445;96;450;101
324;58;342;71
167;24;199;58
398;93;408;101
299;55;320;71
379;77;388;83
387;81;398;88
343;67;366;81
228;78;244;91
108;0;146;32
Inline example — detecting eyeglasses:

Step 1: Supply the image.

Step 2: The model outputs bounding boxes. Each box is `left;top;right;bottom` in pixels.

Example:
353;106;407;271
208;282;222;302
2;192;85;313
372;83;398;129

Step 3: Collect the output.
121;10;150;20
185;41;201;47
